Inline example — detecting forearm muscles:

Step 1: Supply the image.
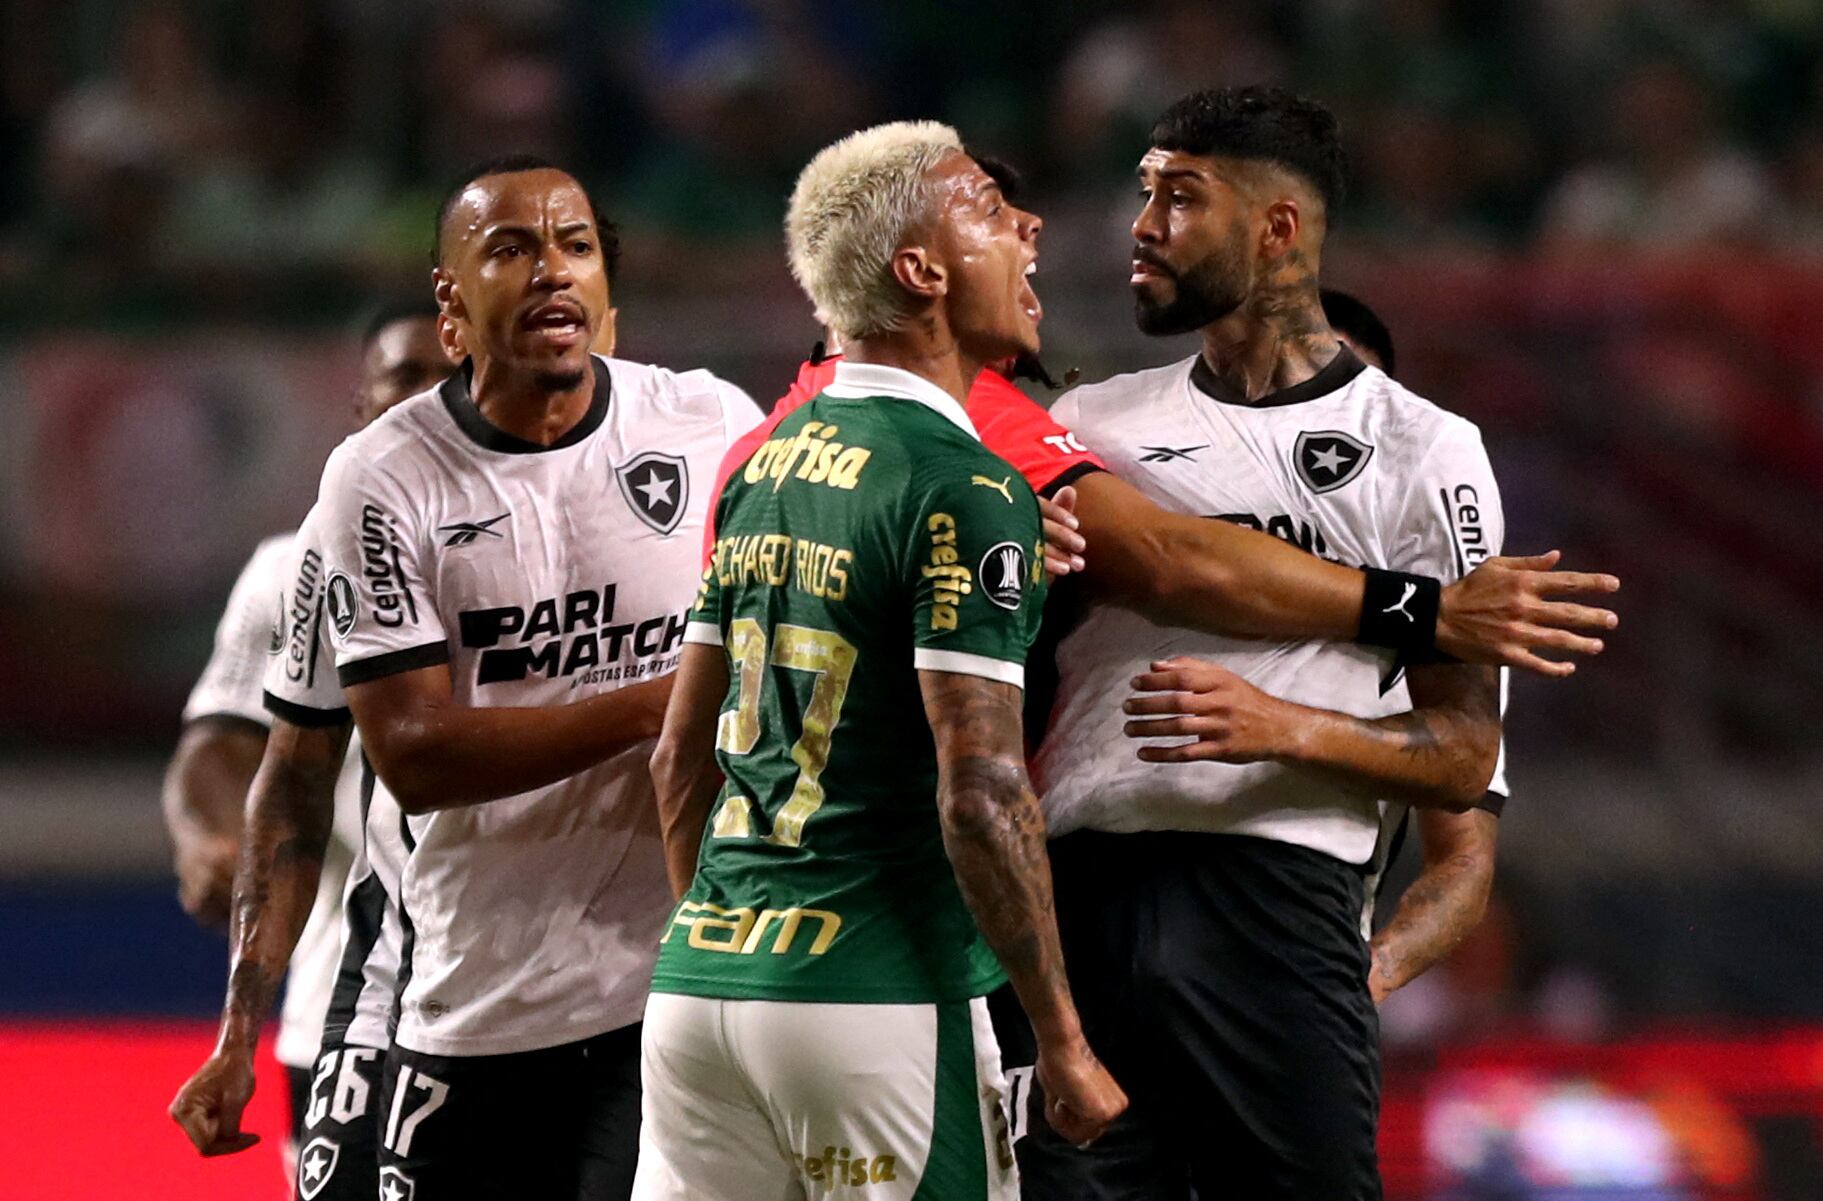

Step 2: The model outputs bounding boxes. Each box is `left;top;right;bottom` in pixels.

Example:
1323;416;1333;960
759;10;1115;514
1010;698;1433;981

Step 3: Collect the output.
1073;471;1366;640
217;726;347;1056
1283;664;1500;809
349;672;672;812
922;671;1077;1044
1370;810;1497;995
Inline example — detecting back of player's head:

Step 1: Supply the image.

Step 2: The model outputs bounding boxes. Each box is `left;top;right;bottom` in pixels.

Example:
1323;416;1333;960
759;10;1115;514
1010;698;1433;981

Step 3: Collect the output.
1150;87;1348;215
1320;288;1395;375
786;120;964;340
358;298;440;348
433;154;622;284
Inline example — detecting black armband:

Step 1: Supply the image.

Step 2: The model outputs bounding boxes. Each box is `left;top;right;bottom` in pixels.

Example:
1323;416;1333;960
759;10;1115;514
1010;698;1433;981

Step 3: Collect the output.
1357;569;1441;654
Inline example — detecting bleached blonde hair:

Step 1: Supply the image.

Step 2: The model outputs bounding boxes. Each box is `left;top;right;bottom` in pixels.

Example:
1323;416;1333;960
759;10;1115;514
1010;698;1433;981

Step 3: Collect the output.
786;120;964;340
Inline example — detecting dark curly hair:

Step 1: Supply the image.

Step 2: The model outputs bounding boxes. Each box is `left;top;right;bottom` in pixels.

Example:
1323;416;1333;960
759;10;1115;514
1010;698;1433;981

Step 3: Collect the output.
1149;86;1348;213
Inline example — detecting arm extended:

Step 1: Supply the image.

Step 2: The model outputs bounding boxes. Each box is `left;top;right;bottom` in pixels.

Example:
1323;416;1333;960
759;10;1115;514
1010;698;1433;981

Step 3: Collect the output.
1069;470;1616;677
169;718;350;1155
650;642;729;899
920;668;1126;1145
344;665;671;814
1368;808;1499;1002
161;716;267;928
1124;657;1500;811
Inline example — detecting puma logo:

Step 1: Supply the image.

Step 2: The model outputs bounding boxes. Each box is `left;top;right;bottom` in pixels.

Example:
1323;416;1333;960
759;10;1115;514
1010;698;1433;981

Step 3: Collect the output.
971;474;1014;504
1381;582;1418;623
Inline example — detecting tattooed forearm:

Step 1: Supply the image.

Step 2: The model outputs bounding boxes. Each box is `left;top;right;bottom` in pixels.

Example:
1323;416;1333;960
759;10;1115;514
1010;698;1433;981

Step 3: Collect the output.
920;670;1079;1043
1290;662;1499;810
215;725;345;1054
1370;810;1497;998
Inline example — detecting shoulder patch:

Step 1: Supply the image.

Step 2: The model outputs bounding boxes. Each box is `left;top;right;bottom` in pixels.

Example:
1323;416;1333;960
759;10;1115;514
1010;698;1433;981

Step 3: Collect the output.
978;541;1028;610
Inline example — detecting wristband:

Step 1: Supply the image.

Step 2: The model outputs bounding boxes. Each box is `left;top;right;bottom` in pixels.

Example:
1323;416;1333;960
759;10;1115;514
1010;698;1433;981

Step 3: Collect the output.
1357;569;1440;653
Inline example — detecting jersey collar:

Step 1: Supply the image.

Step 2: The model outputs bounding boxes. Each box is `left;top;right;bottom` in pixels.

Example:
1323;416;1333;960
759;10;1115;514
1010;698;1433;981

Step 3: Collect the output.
1188;344;1366;409
821;361;980;441
439;355;612;453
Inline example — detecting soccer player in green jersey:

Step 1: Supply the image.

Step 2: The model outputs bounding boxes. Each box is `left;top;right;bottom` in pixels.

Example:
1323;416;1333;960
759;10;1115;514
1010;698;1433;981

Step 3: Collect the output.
631;122;1126;1201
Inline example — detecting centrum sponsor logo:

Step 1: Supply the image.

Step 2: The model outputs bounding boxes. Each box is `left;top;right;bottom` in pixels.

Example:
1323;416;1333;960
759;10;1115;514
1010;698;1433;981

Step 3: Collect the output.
787;1146;898;1189
359;504;420;628
1447;484;1491;569
283;549;327;679
660;901;842;957
742;421;872;492
922;513;972;630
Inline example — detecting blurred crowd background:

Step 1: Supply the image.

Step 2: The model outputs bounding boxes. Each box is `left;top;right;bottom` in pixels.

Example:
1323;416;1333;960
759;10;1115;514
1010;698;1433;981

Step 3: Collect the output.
3;1;1823;1196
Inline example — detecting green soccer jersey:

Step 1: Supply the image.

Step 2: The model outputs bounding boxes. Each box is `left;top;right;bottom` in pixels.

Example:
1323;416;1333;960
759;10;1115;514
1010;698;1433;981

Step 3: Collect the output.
650;361;1048;1004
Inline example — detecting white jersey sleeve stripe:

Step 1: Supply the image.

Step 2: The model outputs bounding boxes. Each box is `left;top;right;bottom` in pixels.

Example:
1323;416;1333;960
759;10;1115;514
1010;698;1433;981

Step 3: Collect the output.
912;648;1025;689
336;641;451;688
683;621;724;647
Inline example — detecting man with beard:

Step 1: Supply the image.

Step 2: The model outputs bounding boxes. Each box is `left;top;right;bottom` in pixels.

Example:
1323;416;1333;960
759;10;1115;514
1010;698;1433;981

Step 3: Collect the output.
1020;88;1547;1200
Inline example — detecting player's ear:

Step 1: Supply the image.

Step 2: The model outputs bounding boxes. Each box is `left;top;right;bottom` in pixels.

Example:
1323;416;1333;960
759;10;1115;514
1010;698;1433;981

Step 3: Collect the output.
433;268;463;320
1261;197;1300;261
890;245;946;303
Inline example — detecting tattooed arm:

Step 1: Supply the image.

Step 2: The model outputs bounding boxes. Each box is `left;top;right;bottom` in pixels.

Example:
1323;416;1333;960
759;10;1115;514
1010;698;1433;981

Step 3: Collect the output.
650;642;730;900
169;718;350;1156
919;669;1126;1145
1123;656;1500;811
1369;808;1498;1002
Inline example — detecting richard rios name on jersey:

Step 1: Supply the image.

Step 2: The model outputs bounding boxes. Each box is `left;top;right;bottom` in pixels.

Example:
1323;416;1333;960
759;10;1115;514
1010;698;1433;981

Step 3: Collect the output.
654;361;1046;1007
1036;350;1505;866
311;355;762;1058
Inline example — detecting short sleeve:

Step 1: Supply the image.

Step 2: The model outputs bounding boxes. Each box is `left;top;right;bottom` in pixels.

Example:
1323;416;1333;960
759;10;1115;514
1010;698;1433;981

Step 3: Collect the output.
1390;417;1511;800
262;505;352;727
684;554;726;648
716;379;767;446
1384;418;1505;583
314;446;450;688
967;373;1105;498
909;460;1047;688
182;535;291;728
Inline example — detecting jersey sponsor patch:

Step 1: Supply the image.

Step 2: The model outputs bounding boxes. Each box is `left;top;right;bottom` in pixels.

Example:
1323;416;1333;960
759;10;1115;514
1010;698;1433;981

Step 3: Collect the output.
1293;430;1374;494
616;451;689;535
297;1137;341;1200
326;572;358;642
979;541;1028;611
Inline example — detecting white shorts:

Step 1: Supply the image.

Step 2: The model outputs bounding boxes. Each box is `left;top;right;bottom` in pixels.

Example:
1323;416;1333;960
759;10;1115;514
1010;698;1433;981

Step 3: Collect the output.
632;993;1018;1201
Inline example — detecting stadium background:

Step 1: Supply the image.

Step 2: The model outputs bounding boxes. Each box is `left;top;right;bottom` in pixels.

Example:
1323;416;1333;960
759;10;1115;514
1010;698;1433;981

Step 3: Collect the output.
2;1;1821;1197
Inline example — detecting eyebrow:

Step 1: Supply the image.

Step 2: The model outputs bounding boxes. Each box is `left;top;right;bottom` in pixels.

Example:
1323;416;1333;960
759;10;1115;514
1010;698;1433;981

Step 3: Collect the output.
480;220;595;242
1138;166;1208;183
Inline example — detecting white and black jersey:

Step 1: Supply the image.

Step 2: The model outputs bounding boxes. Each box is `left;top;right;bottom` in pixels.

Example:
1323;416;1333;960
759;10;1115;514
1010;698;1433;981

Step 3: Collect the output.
184;534;295;728
1035;348;1505;866
185;530;363;1070
263;504;403;1056
312;354;762;1058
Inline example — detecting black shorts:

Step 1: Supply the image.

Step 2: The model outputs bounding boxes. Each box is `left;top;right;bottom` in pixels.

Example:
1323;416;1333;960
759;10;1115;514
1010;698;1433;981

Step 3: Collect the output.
296;1042;385;1201
376;1024;642;1201
286;1063;312;1145
1003;830;1382;1201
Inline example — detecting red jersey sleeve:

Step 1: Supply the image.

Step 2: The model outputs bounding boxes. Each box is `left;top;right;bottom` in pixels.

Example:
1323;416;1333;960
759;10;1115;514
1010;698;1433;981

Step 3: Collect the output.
702;355;840;561
964;370;1105;496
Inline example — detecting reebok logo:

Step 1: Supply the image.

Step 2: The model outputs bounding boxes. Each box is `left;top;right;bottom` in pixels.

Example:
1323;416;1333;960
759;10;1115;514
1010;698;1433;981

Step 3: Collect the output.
438;513;508;547
1139;445;1208;463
